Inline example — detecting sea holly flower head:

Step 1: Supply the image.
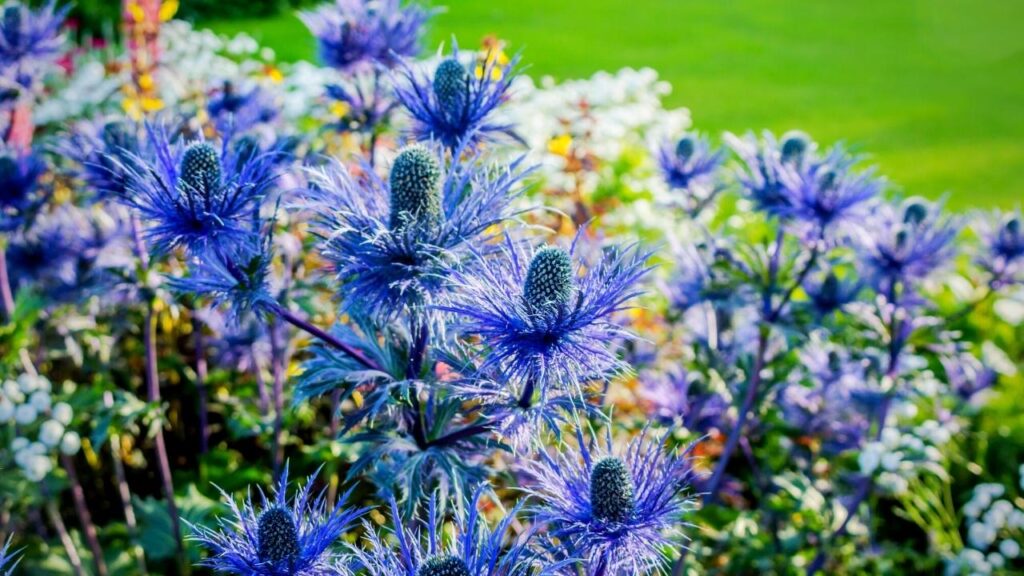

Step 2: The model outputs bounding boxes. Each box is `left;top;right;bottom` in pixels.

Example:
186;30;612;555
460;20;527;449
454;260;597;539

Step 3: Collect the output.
443;235;650;397
726;130;803;217
524;429;695;575
207;81;279;136
395;41;521;149
325;77;397;134
62;118;146;201
802;270;861;316
656;132;724;203
188;463;367;576
302;0;430;73
855;197;958;294
0;0;66;77
306;145;529;321
977;209;1024;286
117;124;282;255
0;142;46;231
352;487;550;576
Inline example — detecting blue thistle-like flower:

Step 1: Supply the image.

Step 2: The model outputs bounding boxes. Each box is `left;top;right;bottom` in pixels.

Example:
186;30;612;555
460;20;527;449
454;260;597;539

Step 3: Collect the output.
301;0;430;73
855;197;958;295
976;209;1024;286
524;429;695;575
187;463;367;576
776;145;883;239
0;142;46;231
168;232;276;324
207;81;279;136
0;535;21;576
637;368;729;433
664;242;743;314
325;76;398;134
726;130;802;216
116;124;282;255
395;42;521;149
6;204;131;303
442;235;650;397
802;270;861;316
352;487;554;576
305;145;530;321
656;133;724;208
0;0;66;78
61;118;146;201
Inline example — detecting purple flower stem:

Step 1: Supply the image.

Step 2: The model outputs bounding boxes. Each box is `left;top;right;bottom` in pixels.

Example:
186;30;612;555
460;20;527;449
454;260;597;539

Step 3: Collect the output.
104;391;147;574
806;477;873;575
0;245;15;320
43;494;84;576
193;317;210;454
269;318;287;481
129;214;184;564
61;455;108;576
270;304;380;371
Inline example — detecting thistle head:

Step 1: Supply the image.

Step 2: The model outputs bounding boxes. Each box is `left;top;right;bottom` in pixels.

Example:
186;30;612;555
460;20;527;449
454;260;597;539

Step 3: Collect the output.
590;456;635;523
433;58;469;115
101;121;131;150
257;506;300;565
388;145;441;230
903;201;928;226
179;142;222;196
675;135;696;162
780;132;810;164
417;555;471;576
233;134;261;166
523;246;574;310
3;5;21;36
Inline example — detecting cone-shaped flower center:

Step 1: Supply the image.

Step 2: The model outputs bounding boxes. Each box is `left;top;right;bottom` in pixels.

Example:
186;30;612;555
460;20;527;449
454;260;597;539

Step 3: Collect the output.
3;6;21;38
257;506;300;565
433;58;469;116
389;145;441;230
675;136;696;162
418;554;470;576
180;143;222;197
523;246;574;310
903;201;928;226
0;155;17;189
780;133;809;164
590;456;635;523
101;121;131;149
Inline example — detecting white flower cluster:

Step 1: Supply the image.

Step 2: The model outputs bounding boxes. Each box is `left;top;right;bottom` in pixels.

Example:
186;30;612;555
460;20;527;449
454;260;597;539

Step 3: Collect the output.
857;421;949;495
498;68;691;233
946;480;1024;575
0;375;81;482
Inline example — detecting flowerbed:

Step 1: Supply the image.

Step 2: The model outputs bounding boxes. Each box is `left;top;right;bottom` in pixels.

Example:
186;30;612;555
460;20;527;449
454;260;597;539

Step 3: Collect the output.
1;2;1023;576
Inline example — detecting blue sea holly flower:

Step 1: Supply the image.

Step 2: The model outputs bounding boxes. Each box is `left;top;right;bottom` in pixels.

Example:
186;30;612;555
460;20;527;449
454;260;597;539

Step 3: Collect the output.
855;198;958;295
802;270;861;316
726;130;803;217
325;77;397;135
62;119;146;201
0;0;67;78
0;143;46;231
656;132;724;210
187;463;367;576
207;81;279;136
395;42;521;149
524;429;695;575
443;236;650;397
169;233;276;324
302;0;430;73
977;209;1024;286
0;535;21;575
305;144;529;321
117;125;282;255
352;488;553;576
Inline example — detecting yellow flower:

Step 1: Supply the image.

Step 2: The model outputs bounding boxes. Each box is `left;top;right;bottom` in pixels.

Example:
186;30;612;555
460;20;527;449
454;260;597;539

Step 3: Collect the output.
126;1;145;23
548;133;573;157
265;65;284;84
330;101;351;118
159;0;179;22
137;73;155;92
141;97;165;113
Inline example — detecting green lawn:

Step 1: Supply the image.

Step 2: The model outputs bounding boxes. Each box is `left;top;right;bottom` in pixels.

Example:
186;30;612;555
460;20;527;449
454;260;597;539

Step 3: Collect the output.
204;0;1024;208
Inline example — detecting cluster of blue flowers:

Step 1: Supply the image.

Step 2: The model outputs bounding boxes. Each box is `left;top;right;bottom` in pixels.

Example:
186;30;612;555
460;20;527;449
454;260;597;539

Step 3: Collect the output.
2;1;1023;575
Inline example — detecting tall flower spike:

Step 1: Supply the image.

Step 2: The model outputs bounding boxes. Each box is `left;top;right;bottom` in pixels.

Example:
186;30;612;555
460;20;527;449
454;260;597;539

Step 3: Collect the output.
187;463;368;576
396;41;521;149
351;487;556;576
304;146;529;321
442;235;651;397
524;429;695;575
116;124;281;255
301;0;430;73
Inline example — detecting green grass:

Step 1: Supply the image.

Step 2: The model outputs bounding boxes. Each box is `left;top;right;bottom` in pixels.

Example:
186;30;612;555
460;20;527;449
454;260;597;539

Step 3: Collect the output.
204;0;1024;208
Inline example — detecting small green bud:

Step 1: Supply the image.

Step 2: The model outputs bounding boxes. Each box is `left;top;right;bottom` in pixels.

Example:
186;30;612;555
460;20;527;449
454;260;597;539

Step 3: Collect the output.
433;58;469;115
590;456;635;523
